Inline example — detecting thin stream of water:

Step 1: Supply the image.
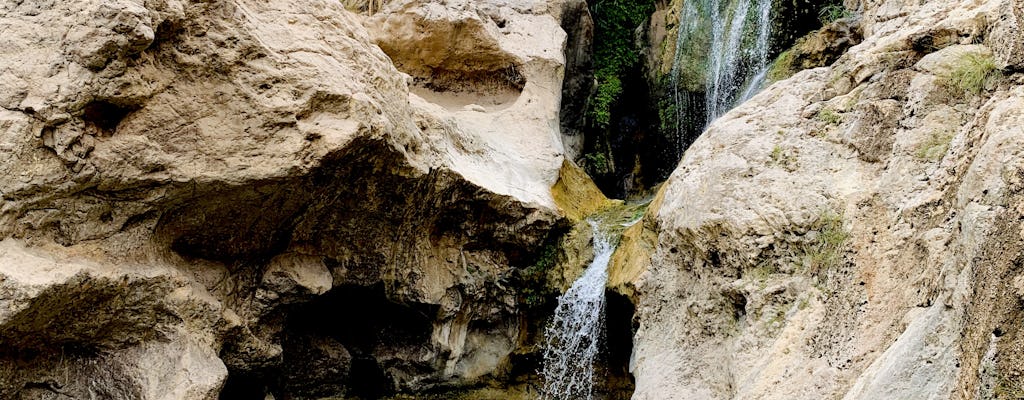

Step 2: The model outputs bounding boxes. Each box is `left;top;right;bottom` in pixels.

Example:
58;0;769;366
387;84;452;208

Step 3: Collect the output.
541;220;616;400
671;0;774;137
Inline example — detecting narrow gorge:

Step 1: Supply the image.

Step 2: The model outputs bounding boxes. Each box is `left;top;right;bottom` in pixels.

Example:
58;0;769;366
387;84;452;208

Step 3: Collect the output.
1;0;1023;399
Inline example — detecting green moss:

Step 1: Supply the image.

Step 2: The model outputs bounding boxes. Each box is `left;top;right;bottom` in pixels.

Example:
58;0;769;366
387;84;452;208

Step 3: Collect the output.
590;200;649;238
915;129;955;162
944;52;999;95
767;49;796;82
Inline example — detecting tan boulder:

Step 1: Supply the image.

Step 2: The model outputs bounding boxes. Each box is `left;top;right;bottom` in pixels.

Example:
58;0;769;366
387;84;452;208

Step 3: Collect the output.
629;0;1024;398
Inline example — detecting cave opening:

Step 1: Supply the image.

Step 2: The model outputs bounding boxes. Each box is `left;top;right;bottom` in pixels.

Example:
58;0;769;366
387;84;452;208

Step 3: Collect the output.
81;100;138;133
220;284;440;400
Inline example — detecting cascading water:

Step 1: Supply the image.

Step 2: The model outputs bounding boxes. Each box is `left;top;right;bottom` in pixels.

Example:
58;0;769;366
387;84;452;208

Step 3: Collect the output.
541;220;616;400
670;0;774;135
738;0;773;103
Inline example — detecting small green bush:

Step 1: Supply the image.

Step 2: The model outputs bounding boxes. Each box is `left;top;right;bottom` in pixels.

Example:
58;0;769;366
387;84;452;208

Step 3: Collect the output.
816;107;842;126
583;152;611;174
769;145;797;170
518;240;560;308
590;71;622;127
945;52;999;94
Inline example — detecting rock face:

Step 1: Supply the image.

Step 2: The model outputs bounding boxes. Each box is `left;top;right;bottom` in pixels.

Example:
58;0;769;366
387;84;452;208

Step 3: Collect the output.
0;0;590;398
7;0;1023;398
628;0;1024;398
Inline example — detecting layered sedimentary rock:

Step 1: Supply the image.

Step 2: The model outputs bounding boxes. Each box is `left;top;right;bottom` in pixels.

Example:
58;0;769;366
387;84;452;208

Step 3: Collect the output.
625;0;1024;398
0;0;592;397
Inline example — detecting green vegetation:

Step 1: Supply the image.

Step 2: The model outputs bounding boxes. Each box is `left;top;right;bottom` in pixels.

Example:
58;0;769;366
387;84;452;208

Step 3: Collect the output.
818;3;851;25
803;211;849;275
944;52;999;95
516;199;649;309
769;144;797;170
518;238;560;308
587;0;655;127
915;129;955;161
766;309;787;328
591;200;649;235
591;72;622;127
657;96;679;134
582;152;611;174
816;107;842;126
747;259;779;286
797;296;811;310
767;49;796;83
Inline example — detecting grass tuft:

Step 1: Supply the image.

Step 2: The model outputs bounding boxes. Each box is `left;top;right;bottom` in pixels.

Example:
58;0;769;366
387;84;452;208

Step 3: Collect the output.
818;3;851;25
816;107;842;126
769;145;798;171
804;211;849;275
944;52;999;95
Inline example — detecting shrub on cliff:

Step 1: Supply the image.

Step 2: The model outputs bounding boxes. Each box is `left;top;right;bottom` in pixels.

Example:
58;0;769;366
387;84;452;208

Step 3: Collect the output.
587;0;655;128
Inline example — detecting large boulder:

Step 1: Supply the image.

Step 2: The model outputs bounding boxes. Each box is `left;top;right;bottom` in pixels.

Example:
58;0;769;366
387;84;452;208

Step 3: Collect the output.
627;0;1024;398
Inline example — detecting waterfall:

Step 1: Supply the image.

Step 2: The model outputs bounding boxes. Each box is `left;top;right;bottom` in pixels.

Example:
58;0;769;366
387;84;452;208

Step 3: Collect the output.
739;0;773;103
670;0;774;135
668;0;712;149
705;0;752;123
541;220;616;400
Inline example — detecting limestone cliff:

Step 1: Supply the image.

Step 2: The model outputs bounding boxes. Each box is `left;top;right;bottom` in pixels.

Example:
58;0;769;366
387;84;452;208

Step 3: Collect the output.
626;0;1024;398
0;0;592;398
4;0;1024;398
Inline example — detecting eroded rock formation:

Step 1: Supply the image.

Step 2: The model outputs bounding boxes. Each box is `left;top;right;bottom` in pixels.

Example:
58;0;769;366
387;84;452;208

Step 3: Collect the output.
622;0;1024;398
0;0;599;398
5;0;1024;398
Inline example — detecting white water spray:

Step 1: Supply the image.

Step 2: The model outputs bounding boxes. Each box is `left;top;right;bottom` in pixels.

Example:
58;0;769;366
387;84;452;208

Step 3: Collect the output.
737;0;774;104
541;220;616;400
671;0;774;133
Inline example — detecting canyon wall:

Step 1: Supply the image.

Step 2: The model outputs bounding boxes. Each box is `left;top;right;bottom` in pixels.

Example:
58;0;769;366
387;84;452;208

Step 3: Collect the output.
0;0;599;398
625;0;1024;398
4;0;1024;398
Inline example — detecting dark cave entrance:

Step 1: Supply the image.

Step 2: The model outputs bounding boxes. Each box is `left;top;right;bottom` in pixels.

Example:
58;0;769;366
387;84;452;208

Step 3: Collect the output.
599;290;637;399
219;284;439;400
